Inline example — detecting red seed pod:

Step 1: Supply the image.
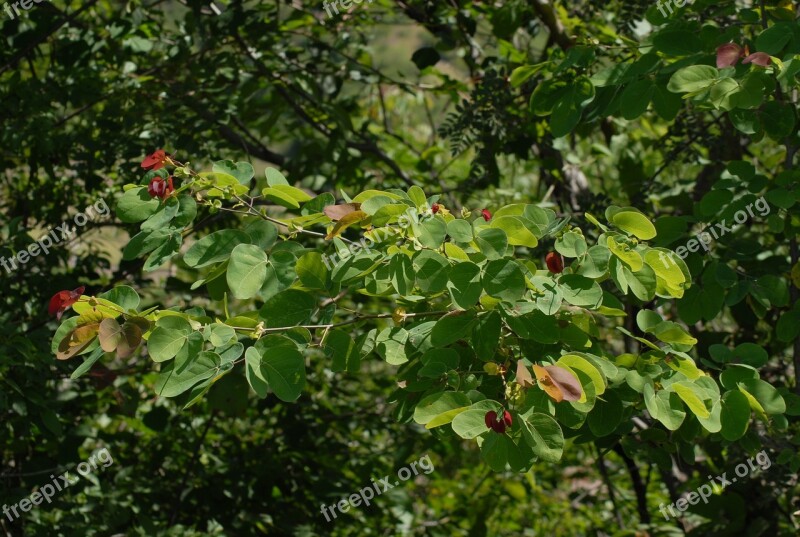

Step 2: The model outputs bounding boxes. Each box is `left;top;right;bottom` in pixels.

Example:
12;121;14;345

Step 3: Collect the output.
546;251;564;274
485;410;497;429
491;420;507;434
147;176;175;199
502;410;512;427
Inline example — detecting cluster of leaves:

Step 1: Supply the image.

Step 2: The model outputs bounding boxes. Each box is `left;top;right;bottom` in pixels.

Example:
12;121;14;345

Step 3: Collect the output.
50;155;789;474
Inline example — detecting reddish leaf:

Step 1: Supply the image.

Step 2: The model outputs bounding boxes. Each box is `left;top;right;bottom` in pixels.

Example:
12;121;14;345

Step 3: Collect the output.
325;210;369;240
533;364;583;402
515;360;535;388
533;364;564;402
323;203;362;221
743;52;770;67
56;322;99;360
545;365;583;402
716;43;742;68
48;286;85;320
141;149;170;171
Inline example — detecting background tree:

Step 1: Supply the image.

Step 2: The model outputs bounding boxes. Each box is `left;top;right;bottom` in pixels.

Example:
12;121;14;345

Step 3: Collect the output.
1;0;799;535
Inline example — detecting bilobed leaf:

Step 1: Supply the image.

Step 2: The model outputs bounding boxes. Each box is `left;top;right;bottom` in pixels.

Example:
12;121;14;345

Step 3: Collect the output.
98;318;142;358
227;244;269;299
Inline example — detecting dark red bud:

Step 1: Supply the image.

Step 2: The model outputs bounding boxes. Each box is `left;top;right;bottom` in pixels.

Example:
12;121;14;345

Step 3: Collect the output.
485;410;497;429
546;252;564;274
481;209;492;221
502;410;512;427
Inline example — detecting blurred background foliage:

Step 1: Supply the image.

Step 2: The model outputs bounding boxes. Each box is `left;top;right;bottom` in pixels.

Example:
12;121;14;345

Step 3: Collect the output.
1;0;799;535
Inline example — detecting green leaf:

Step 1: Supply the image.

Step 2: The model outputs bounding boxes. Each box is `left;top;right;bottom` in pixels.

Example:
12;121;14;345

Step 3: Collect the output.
555;231;587;258
143;232;182;272
652;321;697;346
413;392;471;427
244;346;269;398
213;160;254;185
227;244;269;299
414;216;447;249
156;351;221;398
431;311;477;347
323;329;361;373
558;274;603;308
262;185;313;209
550;76;595;137
475;228;508;260
452;401;499;439
482;260;525;302
413;251;451;293
375;327;409;365
260;289;316;328
117;187;160;223
99;286;140;311
755;22;795;55
520;413;564;462
447;219;474;242
296;252;329;290
644;384;686;430
739;378;785;415
720;390;751;441
447;262;483;309
611;209;657;240
489;216;538;248
265;167;290;186
262;346;306;402
667;65;719;94
672;381;711;419
761;101;796;140
587;392;622;437
184;230;249;268
148;317;193;362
